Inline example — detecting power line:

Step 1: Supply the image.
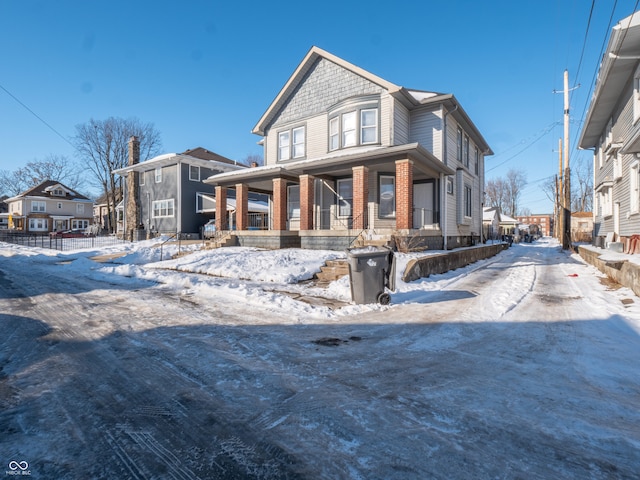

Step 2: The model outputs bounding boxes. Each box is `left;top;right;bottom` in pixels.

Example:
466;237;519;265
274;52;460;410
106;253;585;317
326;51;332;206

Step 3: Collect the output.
486;122;560;173
0;82;75;150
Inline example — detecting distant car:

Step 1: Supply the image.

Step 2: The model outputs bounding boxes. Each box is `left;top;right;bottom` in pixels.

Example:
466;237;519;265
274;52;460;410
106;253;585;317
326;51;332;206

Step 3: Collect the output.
50;229;87;238
203;220;216;238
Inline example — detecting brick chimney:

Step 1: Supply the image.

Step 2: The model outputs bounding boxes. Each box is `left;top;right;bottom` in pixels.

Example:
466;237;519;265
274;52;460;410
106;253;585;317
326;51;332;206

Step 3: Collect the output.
125;136;141;239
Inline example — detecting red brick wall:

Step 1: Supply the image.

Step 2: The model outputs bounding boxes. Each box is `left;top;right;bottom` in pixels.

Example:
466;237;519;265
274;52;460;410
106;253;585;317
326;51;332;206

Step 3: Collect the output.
299;175;314;231
236;183;248;231
395;159;413;230
352;166;368;230
273;178;287;230
215;186;227;231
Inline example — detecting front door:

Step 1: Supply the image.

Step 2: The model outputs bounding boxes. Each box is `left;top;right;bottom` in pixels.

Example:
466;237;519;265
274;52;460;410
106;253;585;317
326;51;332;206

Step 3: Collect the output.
54;219;67;232
413;182;434;228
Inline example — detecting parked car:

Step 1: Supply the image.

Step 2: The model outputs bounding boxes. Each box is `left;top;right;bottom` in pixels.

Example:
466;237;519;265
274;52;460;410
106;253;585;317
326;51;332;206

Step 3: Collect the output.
50;229;87;238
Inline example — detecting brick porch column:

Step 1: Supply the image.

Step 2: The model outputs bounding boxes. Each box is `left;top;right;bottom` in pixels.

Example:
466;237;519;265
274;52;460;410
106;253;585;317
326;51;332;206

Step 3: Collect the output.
352;166;368;230
215;186;227;231
299;174;314;231
235;183;248;231
395;159;413;230
272;178;288;230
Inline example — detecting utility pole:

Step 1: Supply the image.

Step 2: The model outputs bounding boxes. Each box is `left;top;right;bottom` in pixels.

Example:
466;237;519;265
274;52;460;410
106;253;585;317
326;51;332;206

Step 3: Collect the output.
563;70;571;250
557;138;563;241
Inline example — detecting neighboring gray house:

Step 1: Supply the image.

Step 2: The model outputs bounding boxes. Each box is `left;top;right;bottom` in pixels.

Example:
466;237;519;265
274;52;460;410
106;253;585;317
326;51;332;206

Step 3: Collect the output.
579;11;640;250
115;146;244;238
204;46;492;250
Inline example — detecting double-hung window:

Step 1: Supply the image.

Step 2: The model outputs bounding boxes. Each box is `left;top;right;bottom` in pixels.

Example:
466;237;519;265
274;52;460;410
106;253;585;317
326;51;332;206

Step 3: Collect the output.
278;126;305;161
189;165;200;181
464;185;472;217
328;97;380;151
464;135;470;168
76;203;85;214
337;179;353;217
457;128;463;163
31;200;46;212
152;199;175;218
155;167;162;183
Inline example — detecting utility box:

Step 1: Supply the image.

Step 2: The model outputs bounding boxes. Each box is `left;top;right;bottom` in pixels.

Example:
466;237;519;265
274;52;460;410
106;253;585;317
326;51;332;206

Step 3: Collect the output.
346;246;396;305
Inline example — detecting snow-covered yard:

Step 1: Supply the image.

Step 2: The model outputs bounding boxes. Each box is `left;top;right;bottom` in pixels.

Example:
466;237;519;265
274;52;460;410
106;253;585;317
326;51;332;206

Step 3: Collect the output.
1;237;639;478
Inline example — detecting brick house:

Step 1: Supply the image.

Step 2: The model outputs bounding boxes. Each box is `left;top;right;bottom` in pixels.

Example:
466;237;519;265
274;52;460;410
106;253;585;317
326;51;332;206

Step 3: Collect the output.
516;214;553;237
205;46;492;250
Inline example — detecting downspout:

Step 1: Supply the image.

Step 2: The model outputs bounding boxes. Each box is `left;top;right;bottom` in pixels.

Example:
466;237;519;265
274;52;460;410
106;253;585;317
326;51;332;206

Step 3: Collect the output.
177;163;182;234
442;104;458;250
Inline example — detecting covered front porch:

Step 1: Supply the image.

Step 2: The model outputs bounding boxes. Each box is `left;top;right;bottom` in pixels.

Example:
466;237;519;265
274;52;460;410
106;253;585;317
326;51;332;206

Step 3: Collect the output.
204;144;454;250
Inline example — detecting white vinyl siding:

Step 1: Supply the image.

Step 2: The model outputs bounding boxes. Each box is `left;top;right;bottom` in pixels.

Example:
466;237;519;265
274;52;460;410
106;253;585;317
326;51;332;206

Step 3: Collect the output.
76;203;85;214
31;200;46;212
631;161;640;214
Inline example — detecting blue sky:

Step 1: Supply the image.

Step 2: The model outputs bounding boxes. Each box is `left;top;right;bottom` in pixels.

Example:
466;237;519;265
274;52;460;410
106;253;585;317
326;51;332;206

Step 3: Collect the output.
1;0;638;213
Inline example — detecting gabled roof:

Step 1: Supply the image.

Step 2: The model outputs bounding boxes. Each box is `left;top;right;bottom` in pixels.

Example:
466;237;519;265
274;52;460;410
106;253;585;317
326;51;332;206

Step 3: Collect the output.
7;180;90;202
253;46;403;136
181;147;239;165
113;149;244;175
251;46;493;155
579;11;640;148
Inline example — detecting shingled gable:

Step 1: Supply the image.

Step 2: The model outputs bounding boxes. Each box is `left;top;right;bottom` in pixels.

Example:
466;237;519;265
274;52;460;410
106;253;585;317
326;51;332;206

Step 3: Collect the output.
181;147;239;166
18;180;89;200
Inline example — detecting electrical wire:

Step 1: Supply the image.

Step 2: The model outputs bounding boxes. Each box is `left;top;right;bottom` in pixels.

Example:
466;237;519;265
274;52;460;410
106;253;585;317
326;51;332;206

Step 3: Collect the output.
0;82;75;149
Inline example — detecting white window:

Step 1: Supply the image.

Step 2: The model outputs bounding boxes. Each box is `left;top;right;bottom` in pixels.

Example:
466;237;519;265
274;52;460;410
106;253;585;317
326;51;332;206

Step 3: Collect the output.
342;111;357;147
53;188;64;196
600;187;613;217
72;219;89;230
140;171;145;186
337;178;353;217
287;185;300;219
464;135;470;168
152;199;175;218
31;200;46;212
76;203;85;214
278;131;290;160
329;117;339;151
292;127;305;158
447;177;454;194
155;167;162;183
379;175;395;218
360;109;378;144
464;185;472;217
29;218;47;231
614;152;623;180
631;161;640;214
189;165;200;181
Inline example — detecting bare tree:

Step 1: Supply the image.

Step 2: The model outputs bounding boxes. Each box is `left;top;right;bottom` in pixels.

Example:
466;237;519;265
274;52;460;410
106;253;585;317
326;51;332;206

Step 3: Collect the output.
485;168;527;217
0;154;81;197
73;117;161;233
243;153;263;167
571;156;593;213
505;169;527;217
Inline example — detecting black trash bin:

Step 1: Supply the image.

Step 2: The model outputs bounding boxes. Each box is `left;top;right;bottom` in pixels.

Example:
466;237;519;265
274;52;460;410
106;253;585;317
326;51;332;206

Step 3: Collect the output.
346;246;396;305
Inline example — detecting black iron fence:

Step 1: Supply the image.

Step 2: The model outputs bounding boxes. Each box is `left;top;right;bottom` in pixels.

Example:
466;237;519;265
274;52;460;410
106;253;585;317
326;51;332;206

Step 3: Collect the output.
0;231;129;251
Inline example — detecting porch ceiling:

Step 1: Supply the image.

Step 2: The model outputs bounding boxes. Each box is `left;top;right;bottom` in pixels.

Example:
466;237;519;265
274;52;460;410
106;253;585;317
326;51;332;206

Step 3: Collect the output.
204;143;454;191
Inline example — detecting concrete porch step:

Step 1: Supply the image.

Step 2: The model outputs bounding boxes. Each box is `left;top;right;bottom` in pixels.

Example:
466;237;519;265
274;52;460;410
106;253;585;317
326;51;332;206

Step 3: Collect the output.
314;259;349;284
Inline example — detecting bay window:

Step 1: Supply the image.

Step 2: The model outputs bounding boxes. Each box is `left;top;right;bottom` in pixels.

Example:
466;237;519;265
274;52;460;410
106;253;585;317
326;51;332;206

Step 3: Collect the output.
327;96;380;151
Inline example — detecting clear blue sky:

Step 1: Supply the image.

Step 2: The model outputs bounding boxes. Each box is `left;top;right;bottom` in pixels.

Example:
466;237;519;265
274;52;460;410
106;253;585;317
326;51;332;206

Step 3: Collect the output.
1;0;638;213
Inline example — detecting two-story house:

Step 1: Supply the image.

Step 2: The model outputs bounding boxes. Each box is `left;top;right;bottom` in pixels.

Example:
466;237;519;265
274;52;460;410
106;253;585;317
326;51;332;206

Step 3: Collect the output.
204;46;492;250
579;11;640;250
114;142;246;239
3;180;94;233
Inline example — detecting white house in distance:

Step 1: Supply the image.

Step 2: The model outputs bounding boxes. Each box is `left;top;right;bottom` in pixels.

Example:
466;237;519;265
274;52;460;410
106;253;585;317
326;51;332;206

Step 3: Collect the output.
579;11;640;252
2;180;94;233
204;46;492;251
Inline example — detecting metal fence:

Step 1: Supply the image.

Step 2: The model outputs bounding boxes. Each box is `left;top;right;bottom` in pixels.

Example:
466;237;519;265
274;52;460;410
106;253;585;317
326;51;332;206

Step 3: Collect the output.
0;231;129;251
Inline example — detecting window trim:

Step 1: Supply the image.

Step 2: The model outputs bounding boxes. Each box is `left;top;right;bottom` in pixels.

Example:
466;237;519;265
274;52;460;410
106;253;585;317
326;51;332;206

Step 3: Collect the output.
189;165;200;182
278;125;306;161
140;171;145;186
378;174;396;219
327;96;380;152
76;203;85;214
31;200;46;213
29;217;48;231
631;161;640;214
155;167;162;183
336;178;353;218
464;184;472;218
152;198;175;218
